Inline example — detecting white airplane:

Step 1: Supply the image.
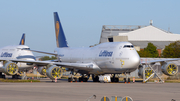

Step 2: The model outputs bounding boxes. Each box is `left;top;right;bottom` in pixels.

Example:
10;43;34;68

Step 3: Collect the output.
1;12;178;82
0;34;35;79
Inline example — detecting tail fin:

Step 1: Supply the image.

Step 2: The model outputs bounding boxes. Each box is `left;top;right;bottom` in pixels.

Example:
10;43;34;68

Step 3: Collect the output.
19;33;25;45
54;12;68;48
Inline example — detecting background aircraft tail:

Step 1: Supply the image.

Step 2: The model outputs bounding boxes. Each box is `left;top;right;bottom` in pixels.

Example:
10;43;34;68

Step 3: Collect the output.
54;12;68;48
19;33;25;45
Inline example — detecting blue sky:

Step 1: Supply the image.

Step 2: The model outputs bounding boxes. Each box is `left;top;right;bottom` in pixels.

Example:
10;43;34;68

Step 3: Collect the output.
0;0;180;56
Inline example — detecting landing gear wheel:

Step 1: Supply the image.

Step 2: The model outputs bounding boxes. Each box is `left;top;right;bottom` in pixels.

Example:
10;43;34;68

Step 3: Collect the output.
78;77;88;82
128;78;130;83
111;77;119;82
74;77;77;82
68;78;73;82
84;77;88;82
68;77;78;82
115;78;119;82
123;78;126;83
79;77;83;82
93;76;99;82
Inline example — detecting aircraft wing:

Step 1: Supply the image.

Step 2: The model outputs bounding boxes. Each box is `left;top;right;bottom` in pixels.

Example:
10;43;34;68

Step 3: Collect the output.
0;58;50;66
0;58;96;71
141;58;180;65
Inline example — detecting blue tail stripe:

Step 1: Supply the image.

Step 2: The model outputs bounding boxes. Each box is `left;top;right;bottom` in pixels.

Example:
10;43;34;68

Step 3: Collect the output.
54;12;68;48
19;33;25;45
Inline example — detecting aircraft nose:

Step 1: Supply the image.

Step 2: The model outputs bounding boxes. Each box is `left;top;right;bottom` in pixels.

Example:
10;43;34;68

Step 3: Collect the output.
129;53;140;69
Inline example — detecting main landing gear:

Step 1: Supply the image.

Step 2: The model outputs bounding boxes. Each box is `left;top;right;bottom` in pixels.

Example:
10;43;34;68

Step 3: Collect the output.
68;77;77;82
68;71;77;82
92;74;99;82
111;74;119;82
78;74;89;82
68;74;89;82
67;70;90;82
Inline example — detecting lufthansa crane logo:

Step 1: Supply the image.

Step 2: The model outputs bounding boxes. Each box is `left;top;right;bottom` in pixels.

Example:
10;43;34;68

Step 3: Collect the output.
21;39;24;45
56;21;60;47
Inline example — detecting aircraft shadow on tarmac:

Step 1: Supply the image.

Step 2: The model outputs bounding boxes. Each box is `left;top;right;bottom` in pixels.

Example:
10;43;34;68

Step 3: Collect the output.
42;78;144;83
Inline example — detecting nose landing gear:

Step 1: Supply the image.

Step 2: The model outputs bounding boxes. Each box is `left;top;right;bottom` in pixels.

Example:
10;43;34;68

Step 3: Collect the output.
123;78;130;83
123;73;131;83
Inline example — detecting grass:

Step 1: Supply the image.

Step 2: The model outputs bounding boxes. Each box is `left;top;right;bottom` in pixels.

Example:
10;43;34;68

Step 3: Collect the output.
0;78;40;83
19;73;46;78
130;78;180;83
164;80;180;83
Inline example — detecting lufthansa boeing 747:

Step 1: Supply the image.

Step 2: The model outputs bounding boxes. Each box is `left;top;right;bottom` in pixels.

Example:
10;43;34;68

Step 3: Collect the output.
1;12;178;82
0;34;35;79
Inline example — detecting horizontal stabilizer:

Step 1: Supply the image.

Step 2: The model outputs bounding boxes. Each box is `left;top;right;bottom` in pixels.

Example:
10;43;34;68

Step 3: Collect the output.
22;49;58;56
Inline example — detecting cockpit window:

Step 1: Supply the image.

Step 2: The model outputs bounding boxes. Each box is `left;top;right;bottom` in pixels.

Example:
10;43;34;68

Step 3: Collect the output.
23;48;30;50
123;45;134;48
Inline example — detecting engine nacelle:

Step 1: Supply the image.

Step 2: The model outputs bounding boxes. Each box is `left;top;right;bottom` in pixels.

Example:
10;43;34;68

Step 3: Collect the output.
138;65;154;79
46;65;63;80
161;62;178;76
2;61;18;75
37;66;46;75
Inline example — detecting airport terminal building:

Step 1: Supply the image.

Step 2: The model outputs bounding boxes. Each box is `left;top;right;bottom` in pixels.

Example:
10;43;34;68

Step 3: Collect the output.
99;25;180;55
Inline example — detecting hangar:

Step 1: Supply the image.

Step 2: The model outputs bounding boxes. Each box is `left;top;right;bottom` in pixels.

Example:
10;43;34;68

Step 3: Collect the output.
99;24;180;54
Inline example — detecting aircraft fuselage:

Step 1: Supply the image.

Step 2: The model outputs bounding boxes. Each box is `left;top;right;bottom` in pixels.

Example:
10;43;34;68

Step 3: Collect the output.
0;45;35;72
55;42;140;74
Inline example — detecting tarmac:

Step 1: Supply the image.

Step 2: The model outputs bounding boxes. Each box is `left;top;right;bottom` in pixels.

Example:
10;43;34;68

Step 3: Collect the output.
0;79;180;101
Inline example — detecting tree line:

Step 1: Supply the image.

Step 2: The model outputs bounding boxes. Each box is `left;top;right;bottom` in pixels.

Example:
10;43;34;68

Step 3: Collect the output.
40;56;57;61
137;41;180;58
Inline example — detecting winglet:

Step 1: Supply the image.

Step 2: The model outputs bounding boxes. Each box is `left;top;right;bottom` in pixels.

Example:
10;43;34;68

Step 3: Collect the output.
54;12;68;48
19;33;25;45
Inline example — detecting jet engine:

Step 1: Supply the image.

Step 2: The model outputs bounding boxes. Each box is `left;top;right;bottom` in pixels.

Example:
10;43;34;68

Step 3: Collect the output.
138;65;154;79
2;61;18;75
46;65;63;80
161;62;178;76
37;66;46;75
